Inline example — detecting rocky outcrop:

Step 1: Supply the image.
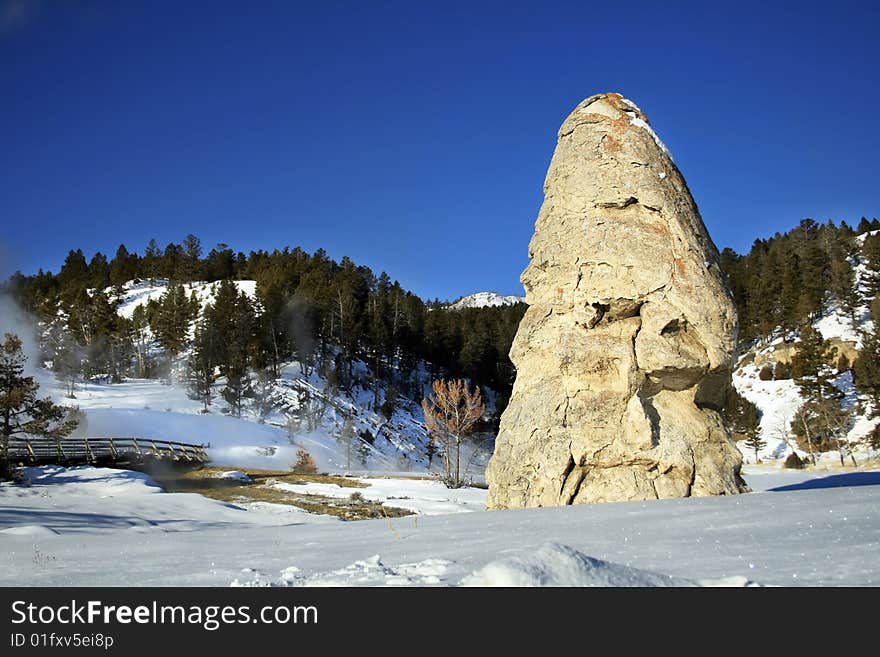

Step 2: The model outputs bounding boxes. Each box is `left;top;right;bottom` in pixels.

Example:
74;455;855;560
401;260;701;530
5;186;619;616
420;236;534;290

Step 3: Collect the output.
486;93;748;509
753;337;858;370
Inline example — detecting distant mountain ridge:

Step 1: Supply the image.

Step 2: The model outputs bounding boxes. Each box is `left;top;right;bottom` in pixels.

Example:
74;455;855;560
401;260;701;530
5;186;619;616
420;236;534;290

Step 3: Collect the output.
450;292;525;310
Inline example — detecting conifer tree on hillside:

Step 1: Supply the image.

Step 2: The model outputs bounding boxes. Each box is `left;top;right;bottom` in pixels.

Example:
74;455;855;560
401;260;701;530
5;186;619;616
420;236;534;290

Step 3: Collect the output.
790;323;850;463
187;318;219;412
210;285;257;417
791;324;838;402
181;234;203;281
150;284;198;355
109;244;138;288
130;305;151;378
51;328;81;398
830;257;861;325
161;242;184;281
142;238;162;282
862;233;880;298
0;333;79;478
744;429;767;462
87;252;111;291
853;300;880;419
723;387;761;439
58;249;89;291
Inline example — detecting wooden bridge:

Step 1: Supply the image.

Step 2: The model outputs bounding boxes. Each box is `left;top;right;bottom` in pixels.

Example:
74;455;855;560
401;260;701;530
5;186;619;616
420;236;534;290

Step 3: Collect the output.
7;437;209;467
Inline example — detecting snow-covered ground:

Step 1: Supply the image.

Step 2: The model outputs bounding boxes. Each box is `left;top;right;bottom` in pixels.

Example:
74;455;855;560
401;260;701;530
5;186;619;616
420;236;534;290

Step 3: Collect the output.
271;476;487;515
1;463;878;586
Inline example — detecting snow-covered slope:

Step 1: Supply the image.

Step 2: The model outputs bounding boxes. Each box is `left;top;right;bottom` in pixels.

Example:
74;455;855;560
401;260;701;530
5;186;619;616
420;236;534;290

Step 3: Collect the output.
449;291;524;309
2;463;878;586
37;279;491;479
39;278;492;475
113;278;257;319
733;298;879;465
38;363;467;474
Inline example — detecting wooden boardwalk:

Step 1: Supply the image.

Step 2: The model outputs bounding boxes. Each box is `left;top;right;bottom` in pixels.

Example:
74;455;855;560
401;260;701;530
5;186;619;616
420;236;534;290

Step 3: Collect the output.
7;437;209;467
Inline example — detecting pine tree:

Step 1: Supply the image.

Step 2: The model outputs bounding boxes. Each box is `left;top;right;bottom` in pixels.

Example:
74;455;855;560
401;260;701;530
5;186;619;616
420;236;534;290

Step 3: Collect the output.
791;324;838;403
181;234;203;281
58;249;89;291
862;234;880;298
743;428;767;462
723;387;761;438
130;305;150;377
51;328;81;398
853;301;880;418
188;318;218;412
109;244;137;288
151;284;197;355
142;238;162;282
791;323;854;464
215;286;256;417
87;252;111;290
161;242;184;281
0;333;79;477
251;369;277;422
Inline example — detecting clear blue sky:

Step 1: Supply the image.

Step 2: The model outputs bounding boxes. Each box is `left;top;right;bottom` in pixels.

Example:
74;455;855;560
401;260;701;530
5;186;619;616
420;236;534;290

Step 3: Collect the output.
1;0;878;300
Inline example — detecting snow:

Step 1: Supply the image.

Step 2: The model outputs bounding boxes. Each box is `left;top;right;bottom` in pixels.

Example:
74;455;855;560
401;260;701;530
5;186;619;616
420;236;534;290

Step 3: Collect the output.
619;96;643;114
460;543;758;587
814;307;863;346
34;354;451;475
270;476;487;515
113;279;257;320
240;555;456;587
0;466;335;541
449;291;525;310
733;363;803;462
2;464;878;586
625;113;673;161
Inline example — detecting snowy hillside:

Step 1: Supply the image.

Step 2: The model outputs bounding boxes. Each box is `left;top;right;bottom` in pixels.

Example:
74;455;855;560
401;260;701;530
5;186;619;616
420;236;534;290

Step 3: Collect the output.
112;278;257;319
450;291;525;309
732;263;880;465
37;361;474;475
37;278;492;477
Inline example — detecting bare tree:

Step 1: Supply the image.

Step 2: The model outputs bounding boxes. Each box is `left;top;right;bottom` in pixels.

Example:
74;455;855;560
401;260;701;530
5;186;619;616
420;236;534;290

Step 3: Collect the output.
303;388;328;432
421;379;484;488
291;446;317;474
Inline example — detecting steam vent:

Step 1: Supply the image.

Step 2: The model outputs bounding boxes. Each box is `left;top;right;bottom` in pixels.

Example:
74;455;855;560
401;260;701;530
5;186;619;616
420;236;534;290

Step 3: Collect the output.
486;93;748;509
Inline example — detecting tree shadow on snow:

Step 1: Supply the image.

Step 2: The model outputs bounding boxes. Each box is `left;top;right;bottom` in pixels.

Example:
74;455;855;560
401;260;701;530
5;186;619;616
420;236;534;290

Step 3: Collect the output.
768;472;880;492
0;508;288;533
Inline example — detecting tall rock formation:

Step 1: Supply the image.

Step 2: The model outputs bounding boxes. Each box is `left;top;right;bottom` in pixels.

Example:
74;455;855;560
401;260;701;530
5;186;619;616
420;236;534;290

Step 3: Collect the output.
486;93;747;509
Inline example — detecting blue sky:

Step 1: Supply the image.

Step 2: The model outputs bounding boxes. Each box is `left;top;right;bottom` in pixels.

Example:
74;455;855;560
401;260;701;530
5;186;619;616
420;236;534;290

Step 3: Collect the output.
1;0;878;300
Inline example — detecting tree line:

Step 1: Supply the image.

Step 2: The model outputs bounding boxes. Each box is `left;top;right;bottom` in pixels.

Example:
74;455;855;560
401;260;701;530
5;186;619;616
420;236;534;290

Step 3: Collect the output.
7;215;880;446
3;236;525;418
720;216;880;460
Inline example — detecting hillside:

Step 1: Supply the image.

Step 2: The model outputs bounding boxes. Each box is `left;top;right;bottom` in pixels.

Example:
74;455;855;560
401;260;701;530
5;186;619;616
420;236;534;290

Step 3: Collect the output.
727;223;880;466
17;275;493;477
5;220;880;477
450;292;525;310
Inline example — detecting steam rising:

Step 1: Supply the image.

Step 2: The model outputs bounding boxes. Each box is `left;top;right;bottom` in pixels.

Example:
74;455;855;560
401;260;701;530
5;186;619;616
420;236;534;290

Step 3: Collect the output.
0;293;41;377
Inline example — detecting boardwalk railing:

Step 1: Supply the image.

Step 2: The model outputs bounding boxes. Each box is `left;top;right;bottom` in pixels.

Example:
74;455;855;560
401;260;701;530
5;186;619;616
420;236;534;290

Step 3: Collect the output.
7;437;209;466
